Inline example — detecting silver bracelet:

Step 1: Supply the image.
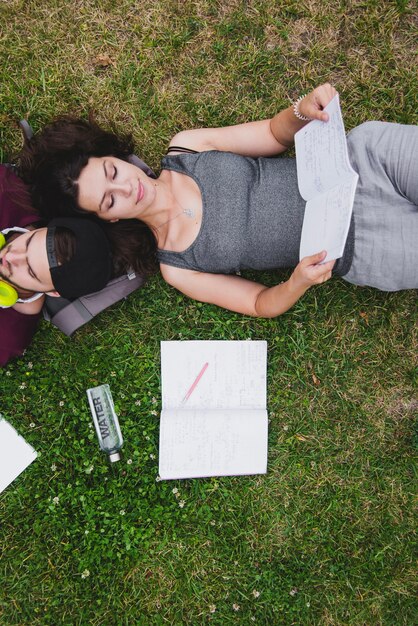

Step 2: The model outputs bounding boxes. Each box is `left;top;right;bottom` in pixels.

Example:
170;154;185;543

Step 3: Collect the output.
293;95;311;121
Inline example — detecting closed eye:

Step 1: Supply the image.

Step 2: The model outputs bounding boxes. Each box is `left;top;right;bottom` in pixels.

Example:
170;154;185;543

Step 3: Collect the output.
28;265;36;280
113;165;117;179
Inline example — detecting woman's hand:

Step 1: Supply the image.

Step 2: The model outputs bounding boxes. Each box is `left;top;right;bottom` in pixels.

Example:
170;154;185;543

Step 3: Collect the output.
268;82;337;150
289;251;335;292
298;83;337;122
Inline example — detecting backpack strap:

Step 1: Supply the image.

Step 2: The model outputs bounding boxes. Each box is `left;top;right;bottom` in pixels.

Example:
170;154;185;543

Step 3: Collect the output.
19;119;34;142
127;154;157;179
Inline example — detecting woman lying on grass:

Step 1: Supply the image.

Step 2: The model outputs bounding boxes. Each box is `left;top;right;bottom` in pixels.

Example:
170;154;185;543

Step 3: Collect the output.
19;83;417;318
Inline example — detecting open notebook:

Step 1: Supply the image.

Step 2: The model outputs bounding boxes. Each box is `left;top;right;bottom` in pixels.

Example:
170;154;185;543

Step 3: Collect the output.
0;415;37;493
159;340;268;480
295;94;358;262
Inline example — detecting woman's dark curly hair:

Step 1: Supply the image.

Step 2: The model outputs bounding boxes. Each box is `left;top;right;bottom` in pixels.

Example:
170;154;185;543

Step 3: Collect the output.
18;116;158;277
18;115;135;219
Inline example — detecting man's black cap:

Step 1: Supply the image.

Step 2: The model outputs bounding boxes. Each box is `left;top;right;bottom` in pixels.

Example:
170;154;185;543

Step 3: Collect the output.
46;218;112;299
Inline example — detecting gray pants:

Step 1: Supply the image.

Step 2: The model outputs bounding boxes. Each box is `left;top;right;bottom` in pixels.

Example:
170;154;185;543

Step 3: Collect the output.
344;121;418;291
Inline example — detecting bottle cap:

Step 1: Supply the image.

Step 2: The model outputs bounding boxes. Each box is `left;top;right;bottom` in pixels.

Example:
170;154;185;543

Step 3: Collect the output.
109;451;121;463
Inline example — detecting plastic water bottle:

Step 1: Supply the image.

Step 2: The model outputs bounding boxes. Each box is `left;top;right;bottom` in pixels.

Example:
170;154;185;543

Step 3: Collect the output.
86;384;123;462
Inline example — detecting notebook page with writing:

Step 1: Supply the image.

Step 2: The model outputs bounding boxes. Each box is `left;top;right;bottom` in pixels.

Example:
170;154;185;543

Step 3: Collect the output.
298;176;358;260
159;340;268;480
295;94;358;262
295;94;356;200
161;340;267;410
159;408;267;479
0;417;37;493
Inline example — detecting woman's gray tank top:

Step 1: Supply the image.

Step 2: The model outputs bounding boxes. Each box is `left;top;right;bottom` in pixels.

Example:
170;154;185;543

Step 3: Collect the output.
157;151;353;276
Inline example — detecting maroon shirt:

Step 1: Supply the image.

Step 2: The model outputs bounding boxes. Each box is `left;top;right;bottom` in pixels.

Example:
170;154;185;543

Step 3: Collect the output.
0;166;41;366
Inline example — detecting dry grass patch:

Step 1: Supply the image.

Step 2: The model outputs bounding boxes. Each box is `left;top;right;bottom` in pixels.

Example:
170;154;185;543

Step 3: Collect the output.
289;17;339;53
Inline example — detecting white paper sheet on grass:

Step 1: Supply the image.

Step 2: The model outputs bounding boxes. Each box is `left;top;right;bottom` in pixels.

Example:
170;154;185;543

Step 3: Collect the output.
295;94;358;262
0;416;37;493
159;340;268;480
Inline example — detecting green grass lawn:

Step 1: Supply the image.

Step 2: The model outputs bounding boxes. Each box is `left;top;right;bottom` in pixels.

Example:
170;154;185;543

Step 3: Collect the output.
0;1;417;624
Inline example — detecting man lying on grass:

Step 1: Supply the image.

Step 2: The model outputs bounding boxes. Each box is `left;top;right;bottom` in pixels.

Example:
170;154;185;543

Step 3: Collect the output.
0;166;113;365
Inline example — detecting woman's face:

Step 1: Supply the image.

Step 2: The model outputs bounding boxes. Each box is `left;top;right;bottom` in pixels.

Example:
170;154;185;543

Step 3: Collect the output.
77;157;155;222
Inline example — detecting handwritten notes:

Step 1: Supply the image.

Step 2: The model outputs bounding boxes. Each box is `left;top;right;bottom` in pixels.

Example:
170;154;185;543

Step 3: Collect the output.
295;94;358;261
0;416;37;493
159;341;268;480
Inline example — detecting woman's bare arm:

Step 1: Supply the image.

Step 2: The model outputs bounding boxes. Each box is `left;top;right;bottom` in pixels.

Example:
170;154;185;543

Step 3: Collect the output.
160;252;335;318
169;83;337;157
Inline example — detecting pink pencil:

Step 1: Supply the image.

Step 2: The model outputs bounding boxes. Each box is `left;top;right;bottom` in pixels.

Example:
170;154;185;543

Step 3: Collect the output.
182;362;209;404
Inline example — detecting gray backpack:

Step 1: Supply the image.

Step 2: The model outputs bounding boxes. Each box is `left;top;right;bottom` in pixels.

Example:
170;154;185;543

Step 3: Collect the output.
19;120;153;336
43;271;144;336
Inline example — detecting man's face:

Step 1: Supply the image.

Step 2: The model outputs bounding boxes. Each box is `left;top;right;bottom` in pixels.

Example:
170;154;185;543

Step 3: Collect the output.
0;228;55;294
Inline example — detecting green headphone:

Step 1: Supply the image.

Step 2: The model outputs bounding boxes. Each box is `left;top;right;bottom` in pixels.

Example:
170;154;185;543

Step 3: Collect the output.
0;227;43;308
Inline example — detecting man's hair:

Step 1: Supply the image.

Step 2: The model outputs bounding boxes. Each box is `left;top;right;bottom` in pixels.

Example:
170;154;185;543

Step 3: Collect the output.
54;226;76;266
